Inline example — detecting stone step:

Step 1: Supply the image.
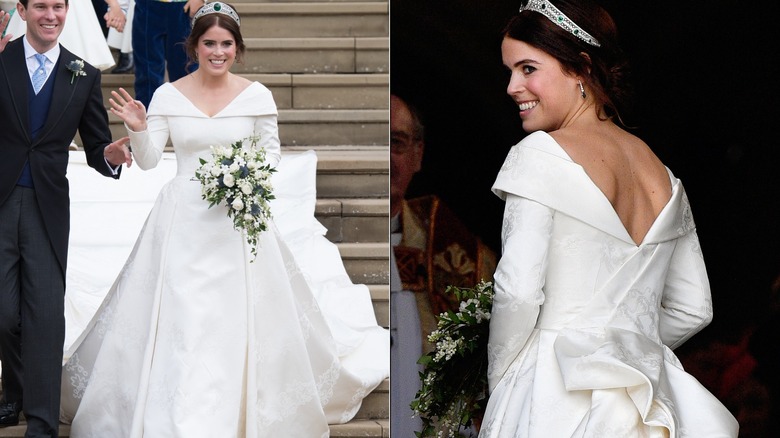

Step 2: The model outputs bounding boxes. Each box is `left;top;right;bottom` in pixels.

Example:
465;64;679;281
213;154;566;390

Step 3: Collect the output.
102;35;388;75
337;242;388;286
330;419;389;437
0;379;389;437
284;108;390;146
0;419;390;437
240;37;388;74
354;378;389;419
99;73;389;110
306;146;389;197
98;109;389;147
67;146;388;199
368;284;388;328
354;267;388;325
262;73;389;110
316;198;388;243
292;73;387;110
0;422;68;437
235;2;388;38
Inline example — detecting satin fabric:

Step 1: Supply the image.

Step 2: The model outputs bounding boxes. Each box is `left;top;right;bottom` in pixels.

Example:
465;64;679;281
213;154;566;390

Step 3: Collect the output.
479;131;738;437
59;82;389;437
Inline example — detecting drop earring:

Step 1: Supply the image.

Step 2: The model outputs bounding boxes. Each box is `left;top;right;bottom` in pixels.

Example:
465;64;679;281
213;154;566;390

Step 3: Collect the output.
578;80;586;99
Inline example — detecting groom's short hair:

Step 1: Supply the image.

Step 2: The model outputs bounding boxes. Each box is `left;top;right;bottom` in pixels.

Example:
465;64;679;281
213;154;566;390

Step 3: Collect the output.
19;0;70;8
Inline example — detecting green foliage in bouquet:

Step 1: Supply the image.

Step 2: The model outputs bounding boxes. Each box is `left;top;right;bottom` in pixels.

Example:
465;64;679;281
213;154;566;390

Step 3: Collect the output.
194;135;276;260
411;280;493;438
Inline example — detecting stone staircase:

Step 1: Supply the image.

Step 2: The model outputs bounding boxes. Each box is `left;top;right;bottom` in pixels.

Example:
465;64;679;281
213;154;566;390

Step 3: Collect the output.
57;1;390;437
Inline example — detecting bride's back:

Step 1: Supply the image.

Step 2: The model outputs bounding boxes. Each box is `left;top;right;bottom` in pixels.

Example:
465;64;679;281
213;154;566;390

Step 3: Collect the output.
551;123;672;245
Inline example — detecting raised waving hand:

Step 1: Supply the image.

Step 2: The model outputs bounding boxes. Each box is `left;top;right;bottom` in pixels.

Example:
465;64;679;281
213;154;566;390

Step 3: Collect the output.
109;87;147;132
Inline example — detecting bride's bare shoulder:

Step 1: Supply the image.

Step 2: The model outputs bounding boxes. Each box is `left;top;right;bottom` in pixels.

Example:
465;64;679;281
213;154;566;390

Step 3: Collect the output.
170;74;196;94
233;74;252;87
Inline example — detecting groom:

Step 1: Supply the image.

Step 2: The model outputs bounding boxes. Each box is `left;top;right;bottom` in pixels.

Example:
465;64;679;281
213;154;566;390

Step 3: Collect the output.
0;1;131;436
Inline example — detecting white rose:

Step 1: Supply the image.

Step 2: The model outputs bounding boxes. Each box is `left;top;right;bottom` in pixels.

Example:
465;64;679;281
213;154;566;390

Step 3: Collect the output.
240;181;253;195
229;163;240;173
231;198;244;211
243;213;254;222
223;173;235;187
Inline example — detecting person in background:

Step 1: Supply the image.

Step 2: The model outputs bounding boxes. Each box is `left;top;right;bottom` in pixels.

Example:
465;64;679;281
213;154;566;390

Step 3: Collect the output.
390;93;496;437
478;1;738;436
105;0;132;73
390;93;425;436
90;0;106;36
131;0;201;108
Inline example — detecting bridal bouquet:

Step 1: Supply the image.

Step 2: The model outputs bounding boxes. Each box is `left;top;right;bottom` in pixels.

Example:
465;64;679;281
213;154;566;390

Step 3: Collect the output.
411;280;494;438
194;135;276;260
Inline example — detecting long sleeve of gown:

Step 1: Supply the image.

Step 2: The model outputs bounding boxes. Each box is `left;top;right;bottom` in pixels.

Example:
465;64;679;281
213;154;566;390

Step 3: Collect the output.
253;115;281;168
126;82;281;171
659;228;713;350
128;113;281;171
487;194;550;392
126;114;169;170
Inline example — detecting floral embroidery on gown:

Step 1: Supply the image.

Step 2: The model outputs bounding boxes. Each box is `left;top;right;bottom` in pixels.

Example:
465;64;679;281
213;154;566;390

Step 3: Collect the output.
59;82;389;437
478;132;738;437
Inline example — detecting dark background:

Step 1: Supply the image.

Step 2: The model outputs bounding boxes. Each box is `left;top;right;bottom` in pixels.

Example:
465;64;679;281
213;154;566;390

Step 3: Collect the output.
390;0;780;344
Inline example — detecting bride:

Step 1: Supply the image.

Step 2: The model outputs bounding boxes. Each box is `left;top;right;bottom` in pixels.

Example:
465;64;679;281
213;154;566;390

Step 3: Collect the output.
59;3;389;436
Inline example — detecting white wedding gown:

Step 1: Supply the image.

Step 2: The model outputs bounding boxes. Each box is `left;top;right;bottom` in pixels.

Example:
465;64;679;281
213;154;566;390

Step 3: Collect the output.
479;132;738;437
59;82;389;437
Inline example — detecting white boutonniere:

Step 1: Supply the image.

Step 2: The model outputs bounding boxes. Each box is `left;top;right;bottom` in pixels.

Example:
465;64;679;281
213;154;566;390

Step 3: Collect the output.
66;59;86;84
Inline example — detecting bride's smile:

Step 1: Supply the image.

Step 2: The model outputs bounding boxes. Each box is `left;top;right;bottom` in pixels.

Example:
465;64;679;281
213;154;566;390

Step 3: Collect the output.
197;26;236;74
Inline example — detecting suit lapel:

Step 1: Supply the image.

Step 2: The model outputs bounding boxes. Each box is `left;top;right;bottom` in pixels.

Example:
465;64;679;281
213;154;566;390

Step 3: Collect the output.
35;45;79;146
0;40;32;143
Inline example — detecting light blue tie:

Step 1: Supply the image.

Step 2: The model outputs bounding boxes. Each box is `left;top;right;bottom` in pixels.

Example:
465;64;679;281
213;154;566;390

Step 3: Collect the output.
32;54;47;94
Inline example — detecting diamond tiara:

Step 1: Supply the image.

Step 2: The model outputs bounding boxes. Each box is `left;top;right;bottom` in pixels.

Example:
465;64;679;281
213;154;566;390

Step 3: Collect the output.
191;2;241;27
520;0;600;47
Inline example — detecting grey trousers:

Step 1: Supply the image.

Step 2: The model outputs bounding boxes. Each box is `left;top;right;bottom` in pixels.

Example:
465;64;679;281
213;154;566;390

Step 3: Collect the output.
0;186;65;438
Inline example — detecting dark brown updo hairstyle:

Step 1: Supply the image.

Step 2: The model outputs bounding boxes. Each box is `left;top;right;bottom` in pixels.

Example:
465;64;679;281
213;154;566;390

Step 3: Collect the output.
185;3;247;71
504;0;633;124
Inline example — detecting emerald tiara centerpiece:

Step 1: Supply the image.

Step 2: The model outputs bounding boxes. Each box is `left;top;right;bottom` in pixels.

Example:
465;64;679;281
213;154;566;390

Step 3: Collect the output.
191;1;241;27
